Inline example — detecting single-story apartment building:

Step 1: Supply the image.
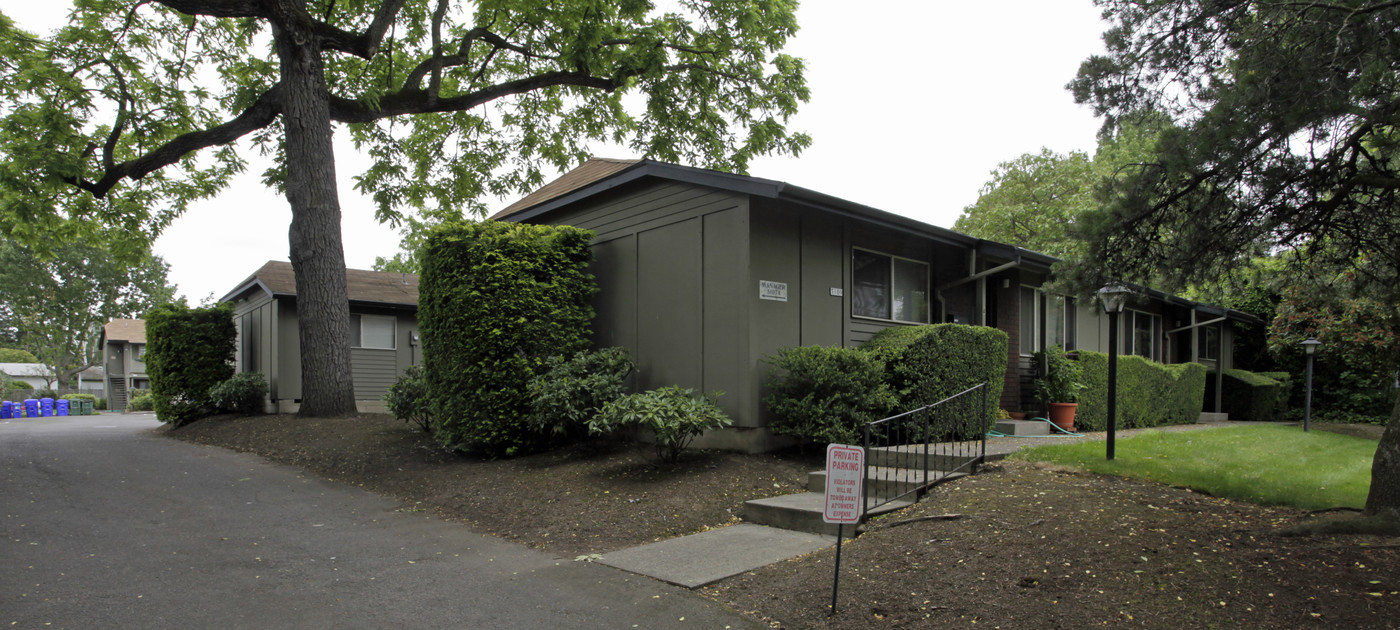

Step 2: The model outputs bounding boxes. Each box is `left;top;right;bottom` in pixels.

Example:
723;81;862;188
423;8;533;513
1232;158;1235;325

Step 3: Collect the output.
99;319;149;411
0;362;55;391
220;261;421;414
492;158;1260;452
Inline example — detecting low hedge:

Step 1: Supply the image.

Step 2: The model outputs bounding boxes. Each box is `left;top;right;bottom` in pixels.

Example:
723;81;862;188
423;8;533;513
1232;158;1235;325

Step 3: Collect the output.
863;324;1008;432
1075;351;1206;431
1218;369;1289;422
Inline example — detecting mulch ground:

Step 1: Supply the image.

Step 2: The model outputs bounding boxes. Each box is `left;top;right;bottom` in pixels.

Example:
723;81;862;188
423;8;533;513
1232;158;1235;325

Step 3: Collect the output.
166;414;1400;629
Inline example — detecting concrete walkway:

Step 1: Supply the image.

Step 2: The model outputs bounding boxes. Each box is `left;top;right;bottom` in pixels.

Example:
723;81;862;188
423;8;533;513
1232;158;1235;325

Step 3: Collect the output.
598;419;1249;588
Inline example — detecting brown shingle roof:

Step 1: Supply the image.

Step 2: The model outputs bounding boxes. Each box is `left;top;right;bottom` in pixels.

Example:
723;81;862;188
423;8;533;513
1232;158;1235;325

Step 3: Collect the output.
489;157;641;220
225;261;418;306
102;319;146;344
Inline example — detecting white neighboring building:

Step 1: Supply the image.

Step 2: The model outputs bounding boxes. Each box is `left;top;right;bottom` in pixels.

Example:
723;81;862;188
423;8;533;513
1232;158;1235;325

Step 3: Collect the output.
0;363;55;390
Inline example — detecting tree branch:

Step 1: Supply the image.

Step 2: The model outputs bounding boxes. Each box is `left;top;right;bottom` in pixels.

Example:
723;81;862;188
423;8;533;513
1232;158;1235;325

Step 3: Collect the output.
319;0;408;59
64;85;284;197
330;71;619;123
151;0;264;19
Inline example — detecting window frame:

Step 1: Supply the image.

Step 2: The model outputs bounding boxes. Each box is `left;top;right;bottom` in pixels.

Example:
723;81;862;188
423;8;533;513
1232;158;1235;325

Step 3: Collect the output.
1045;292;1076;352
850;247;931;325
1019;286;1040;356
1198;326;1220;361
1124;309;1162;361
350;314;398;350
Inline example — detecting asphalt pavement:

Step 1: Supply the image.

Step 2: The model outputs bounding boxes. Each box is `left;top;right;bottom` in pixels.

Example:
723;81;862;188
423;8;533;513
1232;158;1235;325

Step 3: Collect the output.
0;413;760;629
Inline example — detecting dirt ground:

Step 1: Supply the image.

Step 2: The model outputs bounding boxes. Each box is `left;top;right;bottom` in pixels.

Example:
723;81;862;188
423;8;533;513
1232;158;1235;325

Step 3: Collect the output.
166;414;1400;629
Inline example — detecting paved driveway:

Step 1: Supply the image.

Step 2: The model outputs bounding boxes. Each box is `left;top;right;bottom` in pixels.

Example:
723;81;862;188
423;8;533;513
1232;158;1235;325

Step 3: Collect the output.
1;414;758;629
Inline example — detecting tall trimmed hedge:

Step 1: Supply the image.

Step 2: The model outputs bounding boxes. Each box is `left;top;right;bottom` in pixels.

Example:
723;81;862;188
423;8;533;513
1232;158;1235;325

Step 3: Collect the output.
1075;351;1207;431
144;302;237;426
419;220;596;455
863;324;1008;430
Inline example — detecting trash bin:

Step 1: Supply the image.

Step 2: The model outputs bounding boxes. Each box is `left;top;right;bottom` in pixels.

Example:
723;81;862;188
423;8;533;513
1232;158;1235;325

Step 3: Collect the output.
56;399;69;416
40;397;54;417
79;399;93;415
1;401;11;419
24;399;38;418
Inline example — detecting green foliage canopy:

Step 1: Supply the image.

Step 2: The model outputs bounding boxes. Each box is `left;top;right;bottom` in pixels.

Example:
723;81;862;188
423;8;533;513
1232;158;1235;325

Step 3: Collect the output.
0;237;175;389
1;0;810;416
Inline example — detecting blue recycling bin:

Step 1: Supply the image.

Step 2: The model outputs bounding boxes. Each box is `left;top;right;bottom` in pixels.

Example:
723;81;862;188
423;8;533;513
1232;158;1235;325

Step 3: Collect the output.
1;401;11;419
40;397;54;417
56;399;69;416
24;399;38;418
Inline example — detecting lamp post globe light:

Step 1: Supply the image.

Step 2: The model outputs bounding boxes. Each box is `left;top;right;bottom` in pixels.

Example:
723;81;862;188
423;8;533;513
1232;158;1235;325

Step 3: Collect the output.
1098;283;1132;461
1301;337;1322;432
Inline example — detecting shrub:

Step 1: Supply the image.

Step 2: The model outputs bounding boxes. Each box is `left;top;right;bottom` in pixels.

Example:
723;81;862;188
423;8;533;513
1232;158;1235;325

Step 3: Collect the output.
764;345;897;445
96;398;107;411
419;220;596;455
385;366;432;432
1034;345;1085;404
0;348;38;362
60;393;97;402
34;388;59;400
144;302;237;426
1076;351;1207;431
208;372;268;415
527;347;634;440
128;392;155;411
589;387;733;463
9;380;34;391
1215;369;1289;422
863;324;1008;433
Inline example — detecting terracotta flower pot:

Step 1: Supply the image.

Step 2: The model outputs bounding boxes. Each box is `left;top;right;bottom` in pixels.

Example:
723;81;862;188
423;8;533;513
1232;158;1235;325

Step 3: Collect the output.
1047;402;1077;431
1008;412;1027;420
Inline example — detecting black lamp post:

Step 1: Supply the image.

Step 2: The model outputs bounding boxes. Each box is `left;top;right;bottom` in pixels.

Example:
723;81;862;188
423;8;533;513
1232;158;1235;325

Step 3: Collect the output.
1099;283;1132;460
1301;337;1322;432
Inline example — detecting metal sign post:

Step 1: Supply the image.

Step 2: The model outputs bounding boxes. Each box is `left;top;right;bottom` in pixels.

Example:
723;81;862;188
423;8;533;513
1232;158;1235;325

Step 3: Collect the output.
824;443;865;616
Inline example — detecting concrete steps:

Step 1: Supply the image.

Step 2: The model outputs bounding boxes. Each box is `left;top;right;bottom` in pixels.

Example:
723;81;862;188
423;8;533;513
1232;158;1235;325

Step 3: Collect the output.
806;467;967;497
743;491;913;536
742;452;984;536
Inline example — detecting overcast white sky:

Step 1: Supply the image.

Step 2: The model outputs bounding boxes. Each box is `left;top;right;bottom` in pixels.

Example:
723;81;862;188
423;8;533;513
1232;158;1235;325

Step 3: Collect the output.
8;2;1108;302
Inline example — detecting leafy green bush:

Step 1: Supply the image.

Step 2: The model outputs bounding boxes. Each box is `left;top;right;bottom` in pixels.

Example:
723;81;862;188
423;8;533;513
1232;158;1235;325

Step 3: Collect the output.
144;302;237;426
34;388;59;400
419;220;597;456
1034;345;1085;404
0;348;38;362
208;372;268;415
128;392;155;411
60;393;97;402
589;387;733;463
8;380;34;391
764;345;897;445
385;366;432;432
863;324;1008;433
1076;351;1206;431
527;347;634;440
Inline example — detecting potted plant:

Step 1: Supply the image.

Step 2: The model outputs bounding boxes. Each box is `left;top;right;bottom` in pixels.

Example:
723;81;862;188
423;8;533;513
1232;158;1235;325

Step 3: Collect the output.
1035;346;1084;430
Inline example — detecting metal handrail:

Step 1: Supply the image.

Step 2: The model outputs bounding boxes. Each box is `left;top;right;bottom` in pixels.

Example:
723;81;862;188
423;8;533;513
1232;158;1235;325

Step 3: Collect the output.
861;382;988;520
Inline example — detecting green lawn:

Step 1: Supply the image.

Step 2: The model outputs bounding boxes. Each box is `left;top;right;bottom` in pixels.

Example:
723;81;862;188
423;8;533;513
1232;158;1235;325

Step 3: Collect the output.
1010;425;1377;511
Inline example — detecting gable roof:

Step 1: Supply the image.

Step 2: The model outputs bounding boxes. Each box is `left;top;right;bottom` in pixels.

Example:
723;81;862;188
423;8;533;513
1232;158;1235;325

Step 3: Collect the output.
496;158;1262;326
102;319;147;344
0;363;51;378
221;261;419;307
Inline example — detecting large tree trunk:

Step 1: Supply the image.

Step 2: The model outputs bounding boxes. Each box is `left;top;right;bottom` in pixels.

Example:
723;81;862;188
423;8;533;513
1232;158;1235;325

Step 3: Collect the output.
274;14;357;418
1364;389;1400;518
